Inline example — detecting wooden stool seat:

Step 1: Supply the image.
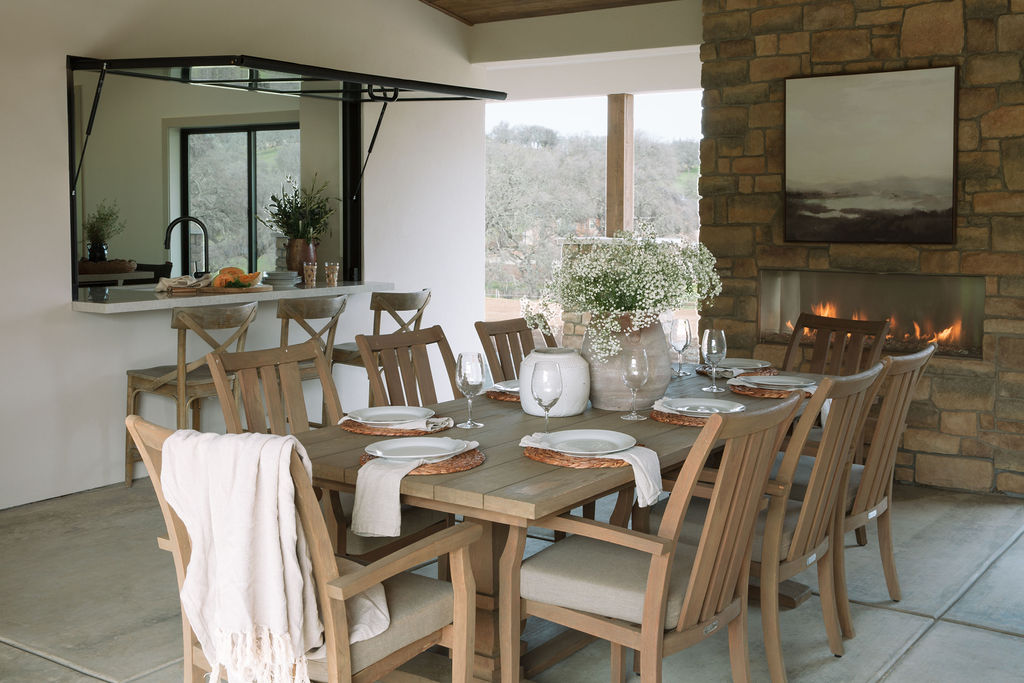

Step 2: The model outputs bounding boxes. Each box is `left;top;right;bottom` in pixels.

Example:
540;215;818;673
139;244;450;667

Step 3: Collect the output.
331;341;363;366
126;364;217;384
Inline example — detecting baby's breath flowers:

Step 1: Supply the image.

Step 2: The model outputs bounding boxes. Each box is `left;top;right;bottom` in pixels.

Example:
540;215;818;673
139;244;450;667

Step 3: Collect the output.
525;225;721;362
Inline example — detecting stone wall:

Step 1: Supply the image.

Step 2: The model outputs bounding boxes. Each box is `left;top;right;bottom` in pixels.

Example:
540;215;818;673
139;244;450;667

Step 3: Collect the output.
699;0;1024;494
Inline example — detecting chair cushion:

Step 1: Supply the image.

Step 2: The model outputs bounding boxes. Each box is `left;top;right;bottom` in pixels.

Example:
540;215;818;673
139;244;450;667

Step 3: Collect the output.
308;569;454;678
126;363;215;385
772;453;863;512
520;534;696;625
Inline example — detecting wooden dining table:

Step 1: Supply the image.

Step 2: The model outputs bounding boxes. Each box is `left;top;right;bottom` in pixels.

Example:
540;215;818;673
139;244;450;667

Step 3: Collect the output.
301;371;813;682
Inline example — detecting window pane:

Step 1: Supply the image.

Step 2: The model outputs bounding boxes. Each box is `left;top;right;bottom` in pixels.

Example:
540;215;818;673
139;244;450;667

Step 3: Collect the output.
187;132;248;272
255;129;300;272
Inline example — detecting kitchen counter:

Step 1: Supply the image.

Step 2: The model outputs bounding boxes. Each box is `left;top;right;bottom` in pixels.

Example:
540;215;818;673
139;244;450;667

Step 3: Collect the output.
72;281;393;314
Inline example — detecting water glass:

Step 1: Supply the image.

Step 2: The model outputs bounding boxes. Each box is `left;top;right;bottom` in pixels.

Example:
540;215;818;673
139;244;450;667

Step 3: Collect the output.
669;318;693;377
324;261;339;287
531;361;562;432
456;352;485;429
620;347;649;421
302;261;317;287
701;329;728;393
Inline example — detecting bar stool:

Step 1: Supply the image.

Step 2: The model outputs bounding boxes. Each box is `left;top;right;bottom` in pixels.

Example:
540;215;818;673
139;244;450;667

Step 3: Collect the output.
123;302;257;486
277;294;348;426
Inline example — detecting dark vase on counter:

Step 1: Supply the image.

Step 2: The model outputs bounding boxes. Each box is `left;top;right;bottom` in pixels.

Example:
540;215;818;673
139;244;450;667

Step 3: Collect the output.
87;242;108;262
285;238;317;272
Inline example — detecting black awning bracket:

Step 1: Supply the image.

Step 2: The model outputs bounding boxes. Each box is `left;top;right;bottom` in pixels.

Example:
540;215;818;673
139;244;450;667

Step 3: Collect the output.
352;99;390;201
71;61;107;196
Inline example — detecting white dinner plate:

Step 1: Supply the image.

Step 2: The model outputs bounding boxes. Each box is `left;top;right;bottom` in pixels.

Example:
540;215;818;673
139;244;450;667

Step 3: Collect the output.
347;406;435;425
365;436;468;460
493;379;520;393
718;358;771;370
660;398;746;416
543;430;636;455
745;375;816;389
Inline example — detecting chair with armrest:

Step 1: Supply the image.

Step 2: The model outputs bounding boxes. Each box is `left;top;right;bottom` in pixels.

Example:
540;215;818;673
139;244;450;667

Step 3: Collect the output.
125;414;480;683
355;325;459;408
499;394;802;683
783;312;890;376
206;341;451;564
474;317;557;384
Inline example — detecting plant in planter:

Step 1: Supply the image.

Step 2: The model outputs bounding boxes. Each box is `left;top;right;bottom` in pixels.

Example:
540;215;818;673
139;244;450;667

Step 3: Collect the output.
82;199;126;262
528;224;721;410
258;174;337;271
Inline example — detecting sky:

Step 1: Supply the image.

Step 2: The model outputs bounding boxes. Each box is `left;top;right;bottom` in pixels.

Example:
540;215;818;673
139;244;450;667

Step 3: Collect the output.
485;90;702;142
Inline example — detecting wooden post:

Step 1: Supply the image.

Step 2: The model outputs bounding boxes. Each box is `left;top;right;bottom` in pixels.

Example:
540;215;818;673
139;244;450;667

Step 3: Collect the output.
606;93;634;237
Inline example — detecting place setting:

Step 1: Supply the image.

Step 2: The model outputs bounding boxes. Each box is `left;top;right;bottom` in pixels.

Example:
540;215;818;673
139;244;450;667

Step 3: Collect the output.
650;396;746;426
339;405;454;436
485;378;520;402
727;373;818;399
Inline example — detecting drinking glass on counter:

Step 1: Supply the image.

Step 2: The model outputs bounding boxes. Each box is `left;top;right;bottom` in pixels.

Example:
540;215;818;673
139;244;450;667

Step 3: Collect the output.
324;262;339;287
701;329;728;393
456;352;485;429
621;347;649;421
302;261;317;287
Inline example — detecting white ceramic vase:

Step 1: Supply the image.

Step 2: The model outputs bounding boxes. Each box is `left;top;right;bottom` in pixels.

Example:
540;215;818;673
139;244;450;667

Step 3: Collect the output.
581;318;672;411
518;348;591;417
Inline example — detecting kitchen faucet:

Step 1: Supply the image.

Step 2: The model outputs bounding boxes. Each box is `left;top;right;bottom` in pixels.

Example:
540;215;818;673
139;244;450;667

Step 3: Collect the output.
163;216;210;278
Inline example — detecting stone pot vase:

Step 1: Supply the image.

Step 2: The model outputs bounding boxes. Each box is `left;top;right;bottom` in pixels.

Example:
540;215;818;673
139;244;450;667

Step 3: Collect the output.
581;317;672;411
518;348;591;417
285;238;317;272
87;242;108;262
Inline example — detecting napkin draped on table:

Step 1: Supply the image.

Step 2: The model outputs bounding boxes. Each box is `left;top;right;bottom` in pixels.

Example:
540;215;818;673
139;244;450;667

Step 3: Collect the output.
519;433;663;508
338;415;454;433
352;440;479;538
155;273;214;292
161;430;389;683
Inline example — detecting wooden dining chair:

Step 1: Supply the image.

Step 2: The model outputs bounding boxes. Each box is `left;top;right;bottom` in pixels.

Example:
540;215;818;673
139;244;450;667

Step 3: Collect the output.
206;341;452;563
332;289;431;370
125;414;480;683
474;317;557;383
123;302;257;486
278;295;348;426
499;394;802;683
783;312;890;376
355;325;459;407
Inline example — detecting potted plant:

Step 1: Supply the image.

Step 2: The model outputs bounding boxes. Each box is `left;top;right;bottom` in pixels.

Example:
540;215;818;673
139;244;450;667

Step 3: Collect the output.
82;199;126;262
528;224;721;410
259;174;337;271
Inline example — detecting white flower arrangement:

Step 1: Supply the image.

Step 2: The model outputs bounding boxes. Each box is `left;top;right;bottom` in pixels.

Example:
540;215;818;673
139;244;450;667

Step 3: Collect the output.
525;225;721;362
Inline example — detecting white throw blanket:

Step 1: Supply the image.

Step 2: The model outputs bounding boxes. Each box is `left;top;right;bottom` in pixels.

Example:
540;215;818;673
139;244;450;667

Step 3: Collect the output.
519;433;662;507
161;430;324;683
351;441;478;537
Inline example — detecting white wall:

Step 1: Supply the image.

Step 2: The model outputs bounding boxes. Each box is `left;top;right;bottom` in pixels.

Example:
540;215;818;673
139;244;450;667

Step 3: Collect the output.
0;0;483;509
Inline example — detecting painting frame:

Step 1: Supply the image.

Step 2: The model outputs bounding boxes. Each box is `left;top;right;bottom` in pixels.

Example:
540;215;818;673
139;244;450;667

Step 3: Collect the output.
784;66;957;244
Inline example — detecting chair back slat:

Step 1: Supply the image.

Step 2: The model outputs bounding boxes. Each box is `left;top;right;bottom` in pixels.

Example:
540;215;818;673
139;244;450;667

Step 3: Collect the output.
278;295;348;355
784;313;890;376
369;289;432;334
851;345;935;516
356;325;459;407
475;318;555;382
655;395;801;631
237;367;269;434
779;362;889;562
278;361;311;433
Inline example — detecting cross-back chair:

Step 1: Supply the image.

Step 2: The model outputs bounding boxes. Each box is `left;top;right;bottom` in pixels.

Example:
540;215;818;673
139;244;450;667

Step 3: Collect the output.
782;313;890;376
278;295;349;426
206;341;452;563
332;289;431;369
474;317;557;383
125;414;480;683
355;325;459;408
499;394;802;683
123;302;257;486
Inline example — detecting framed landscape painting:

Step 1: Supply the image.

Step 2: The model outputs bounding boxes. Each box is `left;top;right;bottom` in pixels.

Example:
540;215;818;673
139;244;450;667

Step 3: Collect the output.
785;67;956;243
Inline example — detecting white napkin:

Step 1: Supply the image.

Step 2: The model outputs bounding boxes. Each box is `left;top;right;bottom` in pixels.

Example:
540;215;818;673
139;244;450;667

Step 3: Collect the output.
339;415;454;433
519;433;662;508
351;440;479;537
155;273;213;292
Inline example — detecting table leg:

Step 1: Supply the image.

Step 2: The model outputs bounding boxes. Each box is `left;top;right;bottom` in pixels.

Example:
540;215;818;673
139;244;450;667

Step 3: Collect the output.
465;517;509;682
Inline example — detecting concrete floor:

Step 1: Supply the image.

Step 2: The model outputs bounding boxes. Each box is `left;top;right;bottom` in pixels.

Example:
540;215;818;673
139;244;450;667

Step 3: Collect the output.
1;482;1022;682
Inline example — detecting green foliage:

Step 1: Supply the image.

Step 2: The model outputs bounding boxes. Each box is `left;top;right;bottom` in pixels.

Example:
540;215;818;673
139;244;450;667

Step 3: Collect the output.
258;173;336;241
83;199;125;244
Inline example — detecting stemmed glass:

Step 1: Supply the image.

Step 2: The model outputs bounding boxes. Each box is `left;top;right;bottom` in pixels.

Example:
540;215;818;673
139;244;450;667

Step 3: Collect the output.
531;361;562;433
701;329;728;393
669;318;693;377
455;352;485;429
621;347;649;421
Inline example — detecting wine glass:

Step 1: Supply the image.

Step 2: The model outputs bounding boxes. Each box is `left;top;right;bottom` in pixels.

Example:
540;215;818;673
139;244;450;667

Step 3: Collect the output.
620;347;649;421
531;361;562;433
668;318;693;377
455;352;485;429
701;329;728;393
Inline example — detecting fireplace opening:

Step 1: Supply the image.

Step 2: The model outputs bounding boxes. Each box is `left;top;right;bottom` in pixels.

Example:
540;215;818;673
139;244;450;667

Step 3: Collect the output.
759;270;984;358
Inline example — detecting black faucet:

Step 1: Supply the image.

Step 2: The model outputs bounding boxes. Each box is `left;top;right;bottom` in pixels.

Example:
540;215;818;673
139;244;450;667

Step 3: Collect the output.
163;216;210;278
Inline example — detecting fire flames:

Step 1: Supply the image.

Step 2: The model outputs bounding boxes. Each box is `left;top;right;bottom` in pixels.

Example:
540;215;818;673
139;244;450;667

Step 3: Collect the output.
784;301;964;351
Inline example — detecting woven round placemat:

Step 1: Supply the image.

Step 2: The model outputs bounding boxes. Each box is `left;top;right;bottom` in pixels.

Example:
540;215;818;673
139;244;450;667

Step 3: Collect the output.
523;446;629;469
486;390;520;402
729;383;813;399
697;366;779;378
340;420;452;437
359;448;485;475
650;410;708;427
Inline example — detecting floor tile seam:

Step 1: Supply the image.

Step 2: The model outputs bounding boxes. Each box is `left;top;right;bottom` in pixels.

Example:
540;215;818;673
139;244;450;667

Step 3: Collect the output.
120;657;186;683
932;521;1024;620
938;616;1024;640
805;586;943;621
0;636;114;682
866;618;935;683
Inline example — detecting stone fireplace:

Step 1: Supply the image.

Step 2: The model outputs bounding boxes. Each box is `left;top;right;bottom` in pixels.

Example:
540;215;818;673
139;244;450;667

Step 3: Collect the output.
698;0;1024;495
